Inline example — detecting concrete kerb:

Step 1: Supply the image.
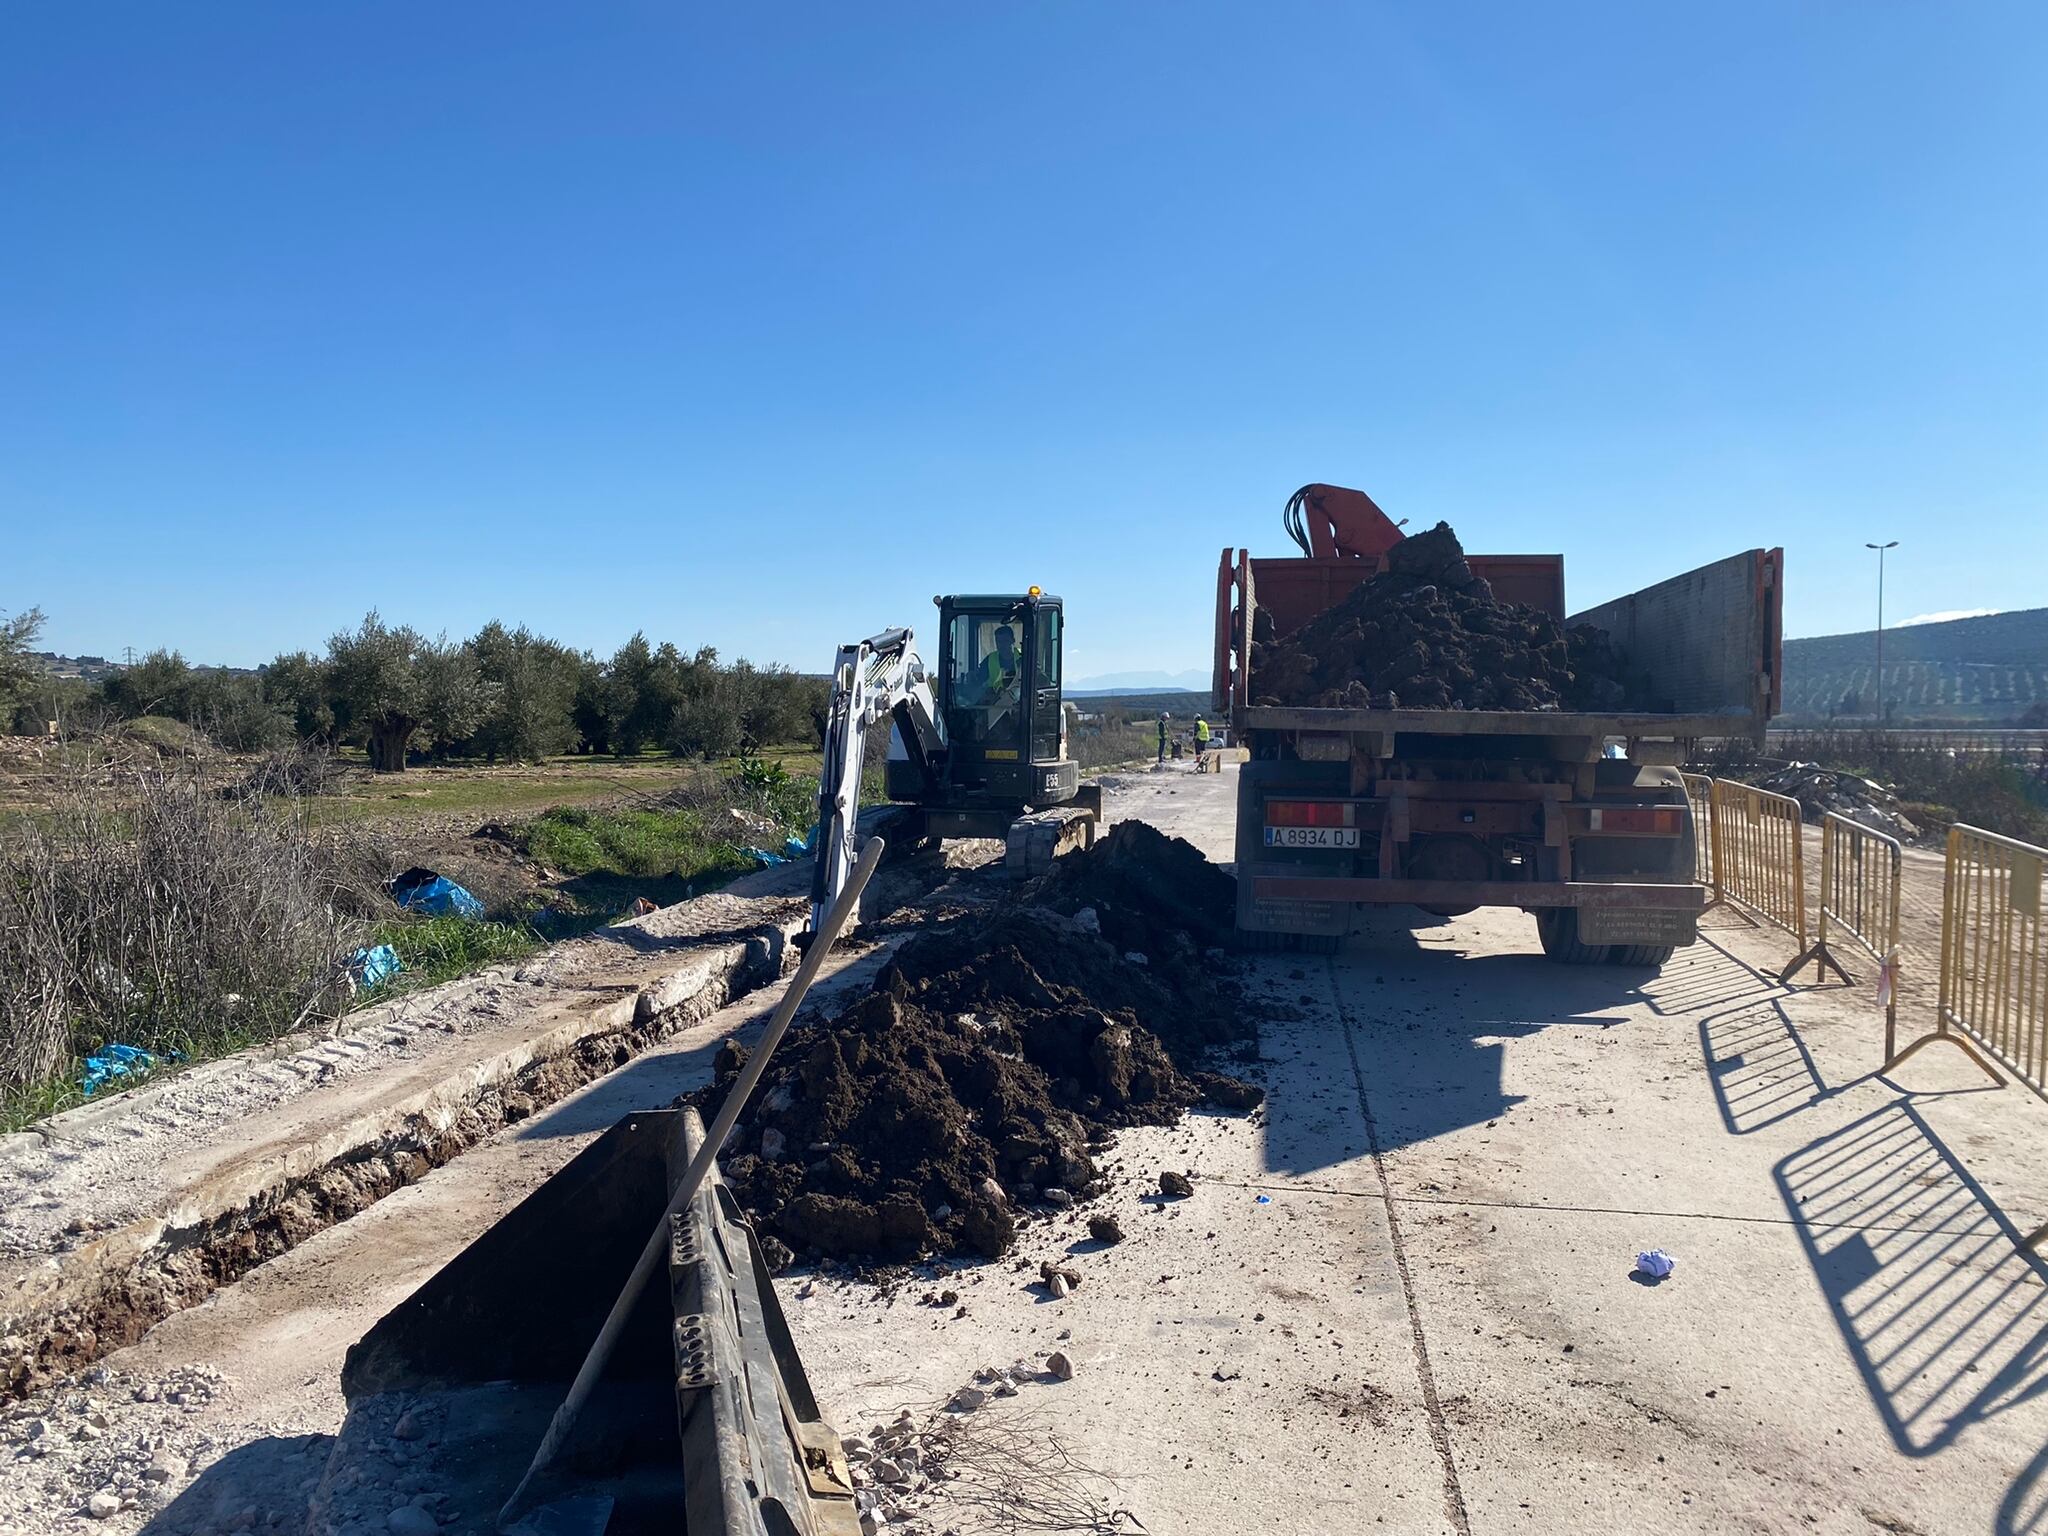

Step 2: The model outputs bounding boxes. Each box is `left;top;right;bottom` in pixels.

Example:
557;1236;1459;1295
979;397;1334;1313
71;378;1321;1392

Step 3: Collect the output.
0;902;812;1398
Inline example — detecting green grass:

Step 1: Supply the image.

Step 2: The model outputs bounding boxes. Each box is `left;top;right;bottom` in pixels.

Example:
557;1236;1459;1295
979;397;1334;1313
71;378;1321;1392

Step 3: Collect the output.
526;804;761;881
369;913;544;993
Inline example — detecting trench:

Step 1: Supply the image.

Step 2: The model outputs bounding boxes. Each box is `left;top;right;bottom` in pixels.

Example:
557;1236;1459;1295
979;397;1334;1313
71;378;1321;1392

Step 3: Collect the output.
0;925;798;1402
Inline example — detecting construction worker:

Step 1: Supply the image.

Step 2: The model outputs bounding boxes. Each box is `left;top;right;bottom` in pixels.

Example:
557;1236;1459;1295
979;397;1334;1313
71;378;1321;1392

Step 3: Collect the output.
1194;714;1211;767
1156;711;1171;765
981;625;1022;699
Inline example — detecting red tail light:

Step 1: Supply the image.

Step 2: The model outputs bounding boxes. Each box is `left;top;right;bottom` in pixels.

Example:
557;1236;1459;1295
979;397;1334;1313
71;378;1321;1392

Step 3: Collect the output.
1266;800;1355;828
1587;806;1683;835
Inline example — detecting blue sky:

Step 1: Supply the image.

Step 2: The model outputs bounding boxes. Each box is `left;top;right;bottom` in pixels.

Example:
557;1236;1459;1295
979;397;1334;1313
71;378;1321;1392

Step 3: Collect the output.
4;3;2042;679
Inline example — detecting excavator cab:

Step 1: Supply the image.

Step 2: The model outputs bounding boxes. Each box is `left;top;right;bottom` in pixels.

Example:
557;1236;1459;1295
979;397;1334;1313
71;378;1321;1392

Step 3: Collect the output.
883;591;1080;819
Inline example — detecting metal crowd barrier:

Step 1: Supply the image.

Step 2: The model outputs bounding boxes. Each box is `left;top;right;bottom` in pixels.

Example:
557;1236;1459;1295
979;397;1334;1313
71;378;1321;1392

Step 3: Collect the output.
1786;812;1904;1046
1703;778;1808;949
1885;825;2047;1247
1681;772;1718;888
1888;824;2044;1101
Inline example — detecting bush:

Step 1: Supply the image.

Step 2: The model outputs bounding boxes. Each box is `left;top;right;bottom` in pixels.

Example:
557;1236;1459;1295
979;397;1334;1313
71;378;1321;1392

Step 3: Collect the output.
0;752;365;1099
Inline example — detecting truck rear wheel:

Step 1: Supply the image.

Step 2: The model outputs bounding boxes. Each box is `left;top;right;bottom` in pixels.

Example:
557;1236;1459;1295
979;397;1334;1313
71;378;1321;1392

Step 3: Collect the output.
1535;908;1610;965
1606;942;1676;967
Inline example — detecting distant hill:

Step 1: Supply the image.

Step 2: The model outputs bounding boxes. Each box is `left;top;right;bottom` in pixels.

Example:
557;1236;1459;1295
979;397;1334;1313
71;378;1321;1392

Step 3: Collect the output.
1069;668;1208;695
1781;607;2048;723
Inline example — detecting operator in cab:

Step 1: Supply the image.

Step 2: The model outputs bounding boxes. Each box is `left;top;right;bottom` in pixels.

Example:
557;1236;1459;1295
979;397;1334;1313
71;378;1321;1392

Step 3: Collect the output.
981;624;1023;698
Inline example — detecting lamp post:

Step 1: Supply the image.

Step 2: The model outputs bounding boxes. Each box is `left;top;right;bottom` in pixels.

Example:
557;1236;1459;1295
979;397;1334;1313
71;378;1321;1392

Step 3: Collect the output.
1866;540;1898;724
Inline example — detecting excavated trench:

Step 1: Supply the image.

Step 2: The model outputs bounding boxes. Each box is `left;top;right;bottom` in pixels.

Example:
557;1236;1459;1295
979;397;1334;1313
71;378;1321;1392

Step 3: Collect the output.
0;917;805;1402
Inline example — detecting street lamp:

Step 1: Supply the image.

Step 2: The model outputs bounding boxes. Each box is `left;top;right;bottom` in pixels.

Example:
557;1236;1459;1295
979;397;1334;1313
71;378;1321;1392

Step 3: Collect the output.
1867;540;1898;724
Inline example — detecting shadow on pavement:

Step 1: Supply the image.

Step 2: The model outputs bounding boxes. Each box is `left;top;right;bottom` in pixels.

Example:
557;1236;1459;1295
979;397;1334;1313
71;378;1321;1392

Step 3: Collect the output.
137;1432;331;1536
1774;1100;2048;1502
1275;924;1661;1174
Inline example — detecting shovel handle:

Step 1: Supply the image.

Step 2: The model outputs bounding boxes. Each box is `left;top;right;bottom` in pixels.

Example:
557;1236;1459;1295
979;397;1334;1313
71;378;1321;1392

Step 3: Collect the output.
499;835;886;1530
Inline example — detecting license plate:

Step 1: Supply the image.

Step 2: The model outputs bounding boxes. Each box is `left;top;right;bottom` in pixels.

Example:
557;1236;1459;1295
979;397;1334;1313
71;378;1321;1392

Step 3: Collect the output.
1264;826;1359;849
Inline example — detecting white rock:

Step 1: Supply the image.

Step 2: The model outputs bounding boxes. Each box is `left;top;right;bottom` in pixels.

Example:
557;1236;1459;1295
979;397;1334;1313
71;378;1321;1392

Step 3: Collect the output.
1043;1188;1074;1208
386;1507;438;1536
86;1492;121;1519
760;1128;787;1160
144;1451;188;1484
1046;1272;1071;1300
1123;952;1149;967
763;1084;795;1116
1047;1350;1076;1381
1072;907;1100;933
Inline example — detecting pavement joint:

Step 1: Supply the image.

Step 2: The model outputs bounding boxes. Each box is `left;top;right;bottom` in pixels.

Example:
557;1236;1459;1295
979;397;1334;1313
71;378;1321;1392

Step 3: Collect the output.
1327;953;1473;1536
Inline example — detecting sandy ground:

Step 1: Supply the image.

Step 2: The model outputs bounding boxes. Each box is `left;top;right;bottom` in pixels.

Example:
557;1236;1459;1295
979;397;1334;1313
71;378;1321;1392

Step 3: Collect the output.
6;762;2047;1536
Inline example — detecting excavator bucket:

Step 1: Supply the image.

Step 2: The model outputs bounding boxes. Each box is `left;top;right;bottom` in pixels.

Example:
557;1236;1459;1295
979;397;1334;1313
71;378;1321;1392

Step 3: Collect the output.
326;1109;858;1536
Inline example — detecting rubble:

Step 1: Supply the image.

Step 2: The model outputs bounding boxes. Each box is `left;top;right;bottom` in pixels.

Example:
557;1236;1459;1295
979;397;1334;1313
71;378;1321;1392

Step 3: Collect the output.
1751;762;1923;842
695;822;1262;1264
1248;520;1641;711
1159;1170;1194;1199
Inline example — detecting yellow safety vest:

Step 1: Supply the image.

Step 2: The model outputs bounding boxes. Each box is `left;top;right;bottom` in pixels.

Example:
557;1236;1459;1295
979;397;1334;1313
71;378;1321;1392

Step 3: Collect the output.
1195;719;1211;743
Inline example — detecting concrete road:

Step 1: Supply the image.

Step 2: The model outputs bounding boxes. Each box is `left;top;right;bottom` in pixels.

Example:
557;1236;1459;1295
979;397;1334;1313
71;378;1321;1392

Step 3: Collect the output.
790;761;2048;1535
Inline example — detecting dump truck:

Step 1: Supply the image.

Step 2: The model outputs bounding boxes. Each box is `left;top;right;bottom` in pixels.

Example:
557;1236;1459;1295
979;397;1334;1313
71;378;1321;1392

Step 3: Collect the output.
1216;483;1784;963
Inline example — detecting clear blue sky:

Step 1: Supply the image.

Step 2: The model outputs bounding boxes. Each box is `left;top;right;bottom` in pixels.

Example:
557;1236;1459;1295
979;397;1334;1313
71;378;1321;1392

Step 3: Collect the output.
5;3;2042;679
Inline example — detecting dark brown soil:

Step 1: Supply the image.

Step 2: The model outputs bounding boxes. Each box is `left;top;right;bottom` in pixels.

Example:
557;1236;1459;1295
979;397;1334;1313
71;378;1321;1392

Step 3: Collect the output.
697;824;1259;1265
1250;520;1642;711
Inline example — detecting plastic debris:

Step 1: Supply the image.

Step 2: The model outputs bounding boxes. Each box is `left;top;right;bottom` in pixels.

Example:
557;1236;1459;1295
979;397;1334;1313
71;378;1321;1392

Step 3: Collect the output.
389;866;486;919
1635;1248;1677;1279
1254;1194;1272;1205
81;1042;170;1098
350;944;403;990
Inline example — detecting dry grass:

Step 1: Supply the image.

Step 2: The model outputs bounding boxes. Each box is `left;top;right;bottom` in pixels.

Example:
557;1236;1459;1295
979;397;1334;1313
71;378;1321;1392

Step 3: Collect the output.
0;742;369;1108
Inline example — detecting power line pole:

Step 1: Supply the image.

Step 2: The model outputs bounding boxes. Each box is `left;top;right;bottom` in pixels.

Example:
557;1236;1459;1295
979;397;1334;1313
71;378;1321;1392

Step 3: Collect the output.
1866;540;1898;724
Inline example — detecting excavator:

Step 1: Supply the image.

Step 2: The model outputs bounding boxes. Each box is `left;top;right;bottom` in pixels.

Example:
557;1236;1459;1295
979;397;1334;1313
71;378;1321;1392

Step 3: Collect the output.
808;587;1102;935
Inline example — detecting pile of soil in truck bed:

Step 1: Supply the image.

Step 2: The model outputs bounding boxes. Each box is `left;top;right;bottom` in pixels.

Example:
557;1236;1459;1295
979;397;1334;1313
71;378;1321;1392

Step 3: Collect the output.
1249;520;1642;711
693;822;1257;1264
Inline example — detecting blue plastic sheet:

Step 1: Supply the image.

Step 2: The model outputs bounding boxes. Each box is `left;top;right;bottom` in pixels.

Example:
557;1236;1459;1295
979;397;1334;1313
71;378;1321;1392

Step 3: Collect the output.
81;1043;163;1098
738;847;787;867
392;875;485;920
350;944;403;989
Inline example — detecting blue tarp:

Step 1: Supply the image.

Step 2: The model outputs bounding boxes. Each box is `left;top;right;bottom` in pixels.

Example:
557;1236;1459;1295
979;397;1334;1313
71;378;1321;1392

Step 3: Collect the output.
350;944;403;989
392;874;485;920
81;1043;165;1098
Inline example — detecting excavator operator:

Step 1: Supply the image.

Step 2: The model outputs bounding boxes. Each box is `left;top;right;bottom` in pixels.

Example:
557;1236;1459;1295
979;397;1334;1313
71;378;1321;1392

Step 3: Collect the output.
981;624;1022;698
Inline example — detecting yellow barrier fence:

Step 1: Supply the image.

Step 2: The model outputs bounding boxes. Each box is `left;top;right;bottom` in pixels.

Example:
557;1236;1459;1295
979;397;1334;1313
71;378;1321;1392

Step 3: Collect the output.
1704;778;1808;950
1681;772;1717;888
1786;813;1903;1046
1889;825;2045;1098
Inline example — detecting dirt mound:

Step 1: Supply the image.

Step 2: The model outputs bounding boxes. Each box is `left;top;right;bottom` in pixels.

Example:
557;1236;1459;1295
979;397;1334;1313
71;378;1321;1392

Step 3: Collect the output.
696;828;1257;1265
1251;520;1640;711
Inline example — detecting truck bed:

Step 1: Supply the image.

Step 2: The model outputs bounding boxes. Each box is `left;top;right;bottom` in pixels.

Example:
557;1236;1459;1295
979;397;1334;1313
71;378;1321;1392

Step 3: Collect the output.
1237;705;1758;739
1218;546;1784;742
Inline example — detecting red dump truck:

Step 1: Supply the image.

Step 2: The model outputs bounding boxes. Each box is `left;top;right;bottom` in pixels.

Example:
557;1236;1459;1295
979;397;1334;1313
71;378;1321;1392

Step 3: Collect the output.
1214;485;1783;963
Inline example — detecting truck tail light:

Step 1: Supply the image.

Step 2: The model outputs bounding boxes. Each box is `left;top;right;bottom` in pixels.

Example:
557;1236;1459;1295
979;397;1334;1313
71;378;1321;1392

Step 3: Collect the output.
1266;800;1355;828
1588;806;1684;835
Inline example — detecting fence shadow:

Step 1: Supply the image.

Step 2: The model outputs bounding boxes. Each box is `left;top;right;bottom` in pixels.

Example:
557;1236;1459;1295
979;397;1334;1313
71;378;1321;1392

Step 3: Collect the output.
1774;1100;2048;1493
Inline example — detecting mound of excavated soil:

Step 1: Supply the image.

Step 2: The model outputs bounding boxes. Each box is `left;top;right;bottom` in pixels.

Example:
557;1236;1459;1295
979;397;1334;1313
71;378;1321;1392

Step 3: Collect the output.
1250;520;1641;711
696;825;1257;1265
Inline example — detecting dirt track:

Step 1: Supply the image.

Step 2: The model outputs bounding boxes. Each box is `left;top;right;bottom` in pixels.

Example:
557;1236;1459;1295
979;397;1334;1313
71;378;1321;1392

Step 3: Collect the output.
6;765;2048;1535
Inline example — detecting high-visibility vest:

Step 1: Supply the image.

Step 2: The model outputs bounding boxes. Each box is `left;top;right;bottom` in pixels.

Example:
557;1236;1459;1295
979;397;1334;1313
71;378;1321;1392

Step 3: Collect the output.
983;649;1020;693
1195;718;1211;743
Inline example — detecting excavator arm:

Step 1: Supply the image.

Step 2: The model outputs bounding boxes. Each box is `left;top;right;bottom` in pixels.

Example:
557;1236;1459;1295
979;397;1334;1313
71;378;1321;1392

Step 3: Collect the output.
811;627;945;936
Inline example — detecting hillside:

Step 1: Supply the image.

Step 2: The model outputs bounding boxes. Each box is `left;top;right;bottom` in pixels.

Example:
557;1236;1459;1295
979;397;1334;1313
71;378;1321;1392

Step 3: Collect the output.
1780;607;2048;723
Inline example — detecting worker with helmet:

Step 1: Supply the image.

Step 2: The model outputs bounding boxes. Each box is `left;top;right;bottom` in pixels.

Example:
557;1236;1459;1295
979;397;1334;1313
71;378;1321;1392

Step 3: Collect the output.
1156;710;1171;766
1194;714;1212;767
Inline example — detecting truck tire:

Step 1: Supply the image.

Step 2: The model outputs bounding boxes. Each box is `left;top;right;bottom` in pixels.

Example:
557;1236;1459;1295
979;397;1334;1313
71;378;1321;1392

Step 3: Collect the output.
1536;908;1610;965
1607;942;1676;967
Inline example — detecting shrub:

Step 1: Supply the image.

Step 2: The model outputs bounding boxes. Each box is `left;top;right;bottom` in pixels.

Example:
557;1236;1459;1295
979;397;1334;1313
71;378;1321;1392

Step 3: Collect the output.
0;751;365;1098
